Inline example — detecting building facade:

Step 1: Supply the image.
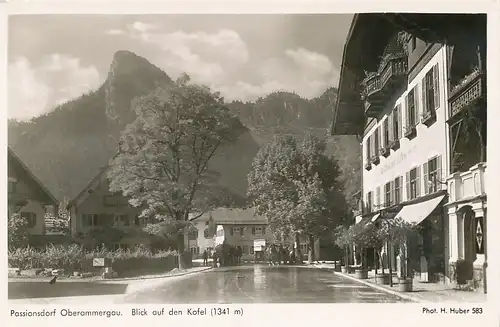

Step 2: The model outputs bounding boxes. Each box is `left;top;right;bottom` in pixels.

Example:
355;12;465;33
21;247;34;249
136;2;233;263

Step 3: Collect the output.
188;207;320;261
332;14;487;289
67;167;153;250
8;147;59;244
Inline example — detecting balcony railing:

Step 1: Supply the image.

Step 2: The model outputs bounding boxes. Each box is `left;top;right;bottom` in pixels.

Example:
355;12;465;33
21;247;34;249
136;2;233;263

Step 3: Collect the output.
449;69;485;121
370;155;380;165
403;125;417;139
364;162;372;171
447;162;487;203
362;53;408;117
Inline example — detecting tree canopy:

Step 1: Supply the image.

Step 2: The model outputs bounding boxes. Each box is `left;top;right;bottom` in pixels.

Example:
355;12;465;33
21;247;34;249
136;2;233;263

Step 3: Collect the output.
107;75;246;266
247;133;349;243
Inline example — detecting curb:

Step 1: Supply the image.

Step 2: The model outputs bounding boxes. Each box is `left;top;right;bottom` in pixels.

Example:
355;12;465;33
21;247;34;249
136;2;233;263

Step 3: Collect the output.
332;271;420;303
101;267;213;283
124;267;213;294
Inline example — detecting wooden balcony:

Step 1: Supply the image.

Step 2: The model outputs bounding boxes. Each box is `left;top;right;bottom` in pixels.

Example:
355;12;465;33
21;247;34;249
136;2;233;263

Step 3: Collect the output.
362;53;408;117
449;69;485;121
447;162;487;203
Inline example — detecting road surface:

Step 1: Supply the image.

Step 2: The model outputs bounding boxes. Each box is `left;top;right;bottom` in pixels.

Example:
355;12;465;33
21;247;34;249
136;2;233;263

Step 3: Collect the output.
122;265;407;303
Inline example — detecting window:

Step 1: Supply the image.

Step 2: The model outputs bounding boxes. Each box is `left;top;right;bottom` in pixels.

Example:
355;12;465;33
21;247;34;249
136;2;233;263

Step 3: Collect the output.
8;180;17;193
253;227;263;236
384;182;391;207
103;195;127;207
366;191;373;213
240;227;245;236
242;245;249;254
114;214;129;227
422;64;441;113
423;155;442;194
392;105;402;141
188;229;198;240
82;214;98;227
366;137;371;161
21;212;36;228
204;228;210;238
383;119;390;148
393;176;402;204
405;88;419;127
250;246;254;255
233;227;241;236
406;167;420;200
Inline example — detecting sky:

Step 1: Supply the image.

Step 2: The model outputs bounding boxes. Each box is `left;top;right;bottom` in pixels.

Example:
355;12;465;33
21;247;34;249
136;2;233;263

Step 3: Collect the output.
8;14;353;121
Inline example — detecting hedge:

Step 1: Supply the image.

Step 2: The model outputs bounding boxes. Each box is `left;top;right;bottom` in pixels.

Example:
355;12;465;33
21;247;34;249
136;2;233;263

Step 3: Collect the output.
8;244;192;274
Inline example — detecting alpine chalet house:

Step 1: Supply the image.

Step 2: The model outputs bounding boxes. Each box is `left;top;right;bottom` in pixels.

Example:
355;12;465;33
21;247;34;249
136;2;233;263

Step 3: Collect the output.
331;14;487;290
67;167;155;250
8;147;59;246
189;207;320;261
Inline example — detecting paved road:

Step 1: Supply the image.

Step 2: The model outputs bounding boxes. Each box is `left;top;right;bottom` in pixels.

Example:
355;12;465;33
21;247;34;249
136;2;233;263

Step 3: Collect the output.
122;265;407;303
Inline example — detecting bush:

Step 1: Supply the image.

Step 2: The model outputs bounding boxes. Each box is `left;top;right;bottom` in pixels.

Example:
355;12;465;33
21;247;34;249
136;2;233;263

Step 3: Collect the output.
8;244;181;273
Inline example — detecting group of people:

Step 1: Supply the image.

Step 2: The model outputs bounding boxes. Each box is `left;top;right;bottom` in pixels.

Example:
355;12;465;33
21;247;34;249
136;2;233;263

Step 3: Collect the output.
202;244;244;267
263;244;298;265
201;243;301;267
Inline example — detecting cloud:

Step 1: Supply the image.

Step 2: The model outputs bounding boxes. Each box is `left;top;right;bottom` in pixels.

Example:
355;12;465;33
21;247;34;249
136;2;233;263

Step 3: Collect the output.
105;29;124;35
8;54;101;121
106;22;338;102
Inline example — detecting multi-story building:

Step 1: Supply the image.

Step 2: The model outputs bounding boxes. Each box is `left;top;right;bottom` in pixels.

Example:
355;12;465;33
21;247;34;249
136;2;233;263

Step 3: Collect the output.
67;167;154;250
189;207;320;261
8;147;59;245
331;14;486;289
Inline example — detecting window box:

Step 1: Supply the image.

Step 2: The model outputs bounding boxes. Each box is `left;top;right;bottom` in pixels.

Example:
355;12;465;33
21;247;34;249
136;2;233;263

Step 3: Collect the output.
389;139;400;150
421;109;436;127
380;146;390;158
365;162;372;171
370;155;380;165
404;125;417;139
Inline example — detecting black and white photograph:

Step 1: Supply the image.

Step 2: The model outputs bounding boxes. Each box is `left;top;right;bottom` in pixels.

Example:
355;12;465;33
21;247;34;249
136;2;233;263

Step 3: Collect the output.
6;11;491;308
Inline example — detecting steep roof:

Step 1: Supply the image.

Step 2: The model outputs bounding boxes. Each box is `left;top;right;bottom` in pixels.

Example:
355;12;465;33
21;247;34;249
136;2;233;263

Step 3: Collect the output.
190;207;267;225
8;147;58;206
66;166;109;209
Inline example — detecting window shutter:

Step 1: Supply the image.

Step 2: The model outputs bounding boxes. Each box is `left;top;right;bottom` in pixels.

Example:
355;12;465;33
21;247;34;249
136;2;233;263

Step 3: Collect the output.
405;96;409;128
371;135;375;158
399;176;403;201
398;105;403;139
252;227;255;235
390;180;395;206
371;192;375;211
263;227;266;235
434;64;440;110
240;227;244;236
82;214;87;227
405;171;410;201
376;186;380;208
437;155;442;191
421;77;427;114
416;166;421;197
388;114;393;143
414;86;420;124
423;162;429;195
230;228;234;236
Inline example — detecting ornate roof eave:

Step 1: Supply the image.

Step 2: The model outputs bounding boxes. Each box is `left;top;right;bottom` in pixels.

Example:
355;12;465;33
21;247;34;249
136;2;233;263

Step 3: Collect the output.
331;13;486;137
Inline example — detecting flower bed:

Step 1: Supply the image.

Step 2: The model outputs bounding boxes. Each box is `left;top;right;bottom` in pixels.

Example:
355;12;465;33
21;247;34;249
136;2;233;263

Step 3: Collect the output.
8;244;190;276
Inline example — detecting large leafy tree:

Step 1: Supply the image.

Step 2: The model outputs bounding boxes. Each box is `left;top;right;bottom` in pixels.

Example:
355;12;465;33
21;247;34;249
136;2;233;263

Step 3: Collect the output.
248;133;349;263
107;74;245;268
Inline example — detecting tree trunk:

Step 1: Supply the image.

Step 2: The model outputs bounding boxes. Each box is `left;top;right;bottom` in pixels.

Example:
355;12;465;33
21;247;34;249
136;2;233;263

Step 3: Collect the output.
307;234;315;264
377;249;385;275
294;232;303;264
177;232;186;270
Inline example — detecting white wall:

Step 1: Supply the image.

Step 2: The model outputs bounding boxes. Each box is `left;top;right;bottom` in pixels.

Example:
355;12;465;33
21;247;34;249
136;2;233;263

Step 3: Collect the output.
362;46;450;204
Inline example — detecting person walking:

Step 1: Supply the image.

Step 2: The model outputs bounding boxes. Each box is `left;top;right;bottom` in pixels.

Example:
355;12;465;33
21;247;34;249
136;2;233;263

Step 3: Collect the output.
202;249;208;266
